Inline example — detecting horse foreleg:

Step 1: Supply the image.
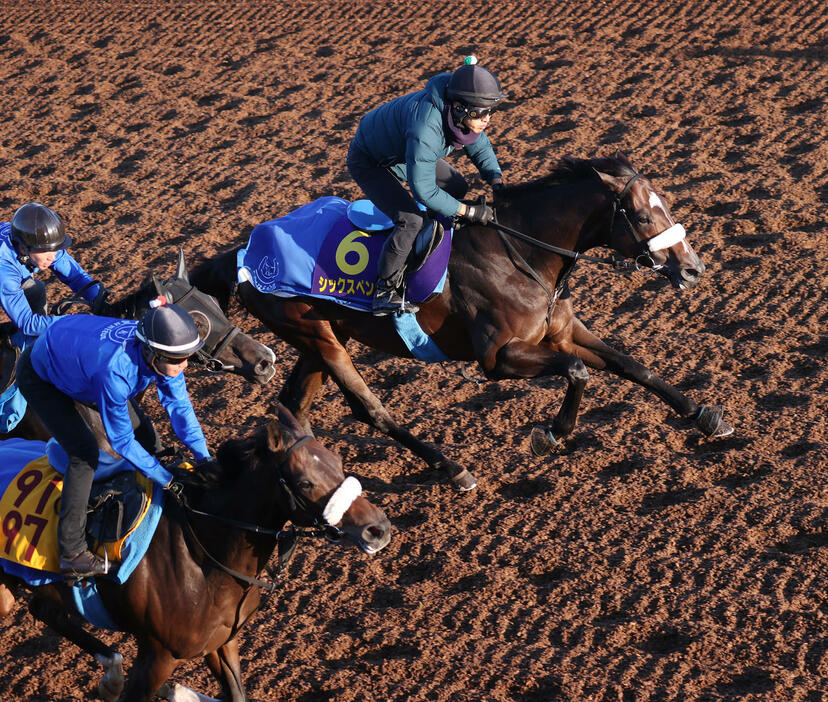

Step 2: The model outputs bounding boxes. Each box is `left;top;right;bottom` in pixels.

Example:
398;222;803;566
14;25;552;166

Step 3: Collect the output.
486;338;589;454
204;639;246;702
319;343;477;491
565;316;733;437
122;639;179;702
28;595;124;701
278;355;329;436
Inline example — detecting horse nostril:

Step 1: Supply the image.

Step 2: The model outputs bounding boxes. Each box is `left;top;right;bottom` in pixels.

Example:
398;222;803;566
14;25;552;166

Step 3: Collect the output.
366;524;386;541
681;267;702;283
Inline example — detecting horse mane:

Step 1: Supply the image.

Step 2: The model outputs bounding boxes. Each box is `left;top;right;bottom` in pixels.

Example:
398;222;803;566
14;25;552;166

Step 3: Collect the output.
176;407;305;494
497;153;637;197
174;432;260;494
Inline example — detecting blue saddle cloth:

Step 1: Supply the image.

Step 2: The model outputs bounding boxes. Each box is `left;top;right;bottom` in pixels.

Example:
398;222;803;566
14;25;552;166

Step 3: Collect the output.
237;197;453;363
237;196;452;311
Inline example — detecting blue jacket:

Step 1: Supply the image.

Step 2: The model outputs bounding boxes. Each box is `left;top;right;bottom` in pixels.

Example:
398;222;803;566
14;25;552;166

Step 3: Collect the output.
30;315;210;487
352;73;502;218
0;222;101;345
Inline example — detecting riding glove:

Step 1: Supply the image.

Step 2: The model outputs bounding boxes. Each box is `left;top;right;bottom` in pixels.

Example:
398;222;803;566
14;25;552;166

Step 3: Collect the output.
91;285;111;315
463;204;495;225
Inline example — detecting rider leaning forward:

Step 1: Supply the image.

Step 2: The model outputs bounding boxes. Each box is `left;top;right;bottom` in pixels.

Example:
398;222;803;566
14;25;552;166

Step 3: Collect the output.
15;303;212;578
0;202;105;349
347;56;507;315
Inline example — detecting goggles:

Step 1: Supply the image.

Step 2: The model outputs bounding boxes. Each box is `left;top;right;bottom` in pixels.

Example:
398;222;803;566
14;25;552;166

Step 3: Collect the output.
463;105;496;120
453;103;496;121
153;351;192;364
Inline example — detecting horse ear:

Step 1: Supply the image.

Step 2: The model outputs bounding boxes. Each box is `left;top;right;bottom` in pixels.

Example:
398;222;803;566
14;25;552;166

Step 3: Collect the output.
274;402;305;434
264;420;290;454
614;149;633;168
591;167;626;193
175;248;189;283
151;274;166;297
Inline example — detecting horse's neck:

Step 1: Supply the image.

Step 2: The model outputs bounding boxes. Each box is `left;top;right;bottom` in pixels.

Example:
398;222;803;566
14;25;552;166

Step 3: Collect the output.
189;467;286;577
110;286;152;320
496;184;609;252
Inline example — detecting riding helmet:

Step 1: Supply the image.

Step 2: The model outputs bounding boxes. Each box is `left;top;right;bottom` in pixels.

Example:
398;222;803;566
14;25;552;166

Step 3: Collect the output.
445;56;508;108
136;303;204;359
10;203;72;252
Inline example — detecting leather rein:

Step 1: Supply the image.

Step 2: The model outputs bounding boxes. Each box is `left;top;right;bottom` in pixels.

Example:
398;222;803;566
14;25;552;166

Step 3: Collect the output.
166;435;345;594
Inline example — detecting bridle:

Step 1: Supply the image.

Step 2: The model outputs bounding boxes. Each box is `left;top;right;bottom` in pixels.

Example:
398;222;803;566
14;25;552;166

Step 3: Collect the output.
484;172;687;320
162;281;242;373
605;173;687;274
54;277;244;373
166;435;356;594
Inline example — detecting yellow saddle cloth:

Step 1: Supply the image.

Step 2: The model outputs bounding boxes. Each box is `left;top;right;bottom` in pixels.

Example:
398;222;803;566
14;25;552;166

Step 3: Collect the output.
0;451;154;573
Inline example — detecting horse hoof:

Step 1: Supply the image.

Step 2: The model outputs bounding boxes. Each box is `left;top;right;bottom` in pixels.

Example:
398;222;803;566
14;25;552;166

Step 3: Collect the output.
695;405;733;438
530;427;561;457
451;468;478;492
712;419;734;438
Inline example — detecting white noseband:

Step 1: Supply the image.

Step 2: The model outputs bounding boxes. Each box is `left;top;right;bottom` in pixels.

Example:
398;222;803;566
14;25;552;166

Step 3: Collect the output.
647;223;686;252
322;476;362;525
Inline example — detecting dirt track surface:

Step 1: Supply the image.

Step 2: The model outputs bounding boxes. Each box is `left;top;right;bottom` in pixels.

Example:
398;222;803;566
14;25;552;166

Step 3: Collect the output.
0;2;825;700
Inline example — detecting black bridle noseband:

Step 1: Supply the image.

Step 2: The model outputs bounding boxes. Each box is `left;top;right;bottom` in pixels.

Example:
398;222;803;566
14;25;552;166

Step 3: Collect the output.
167;435;346;594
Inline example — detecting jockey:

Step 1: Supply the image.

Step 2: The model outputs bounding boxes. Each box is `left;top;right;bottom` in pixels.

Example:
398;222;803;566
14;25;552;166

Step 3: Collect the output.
347;55;507;315
15;303;212;578
0;203;105;348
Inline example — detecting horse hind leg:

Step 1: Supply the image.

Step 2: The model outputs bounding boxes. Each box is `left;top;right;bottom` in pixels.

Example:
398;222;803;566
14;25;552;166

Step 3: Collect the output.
321;346;477;491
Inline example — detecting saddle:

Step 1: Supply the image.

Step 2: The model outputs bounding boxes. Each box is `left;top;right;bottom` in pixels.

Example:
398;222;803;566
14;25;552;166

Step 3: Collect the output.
45;440;155;563
407;219;445;274
86;471;150;551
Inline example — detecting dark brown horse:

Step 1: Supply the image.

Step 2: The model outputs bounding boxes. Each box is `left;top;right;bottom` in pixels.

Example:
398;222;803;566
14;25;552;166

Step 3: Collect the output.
0;406;391;701
0;252;278;443
189;153;732;491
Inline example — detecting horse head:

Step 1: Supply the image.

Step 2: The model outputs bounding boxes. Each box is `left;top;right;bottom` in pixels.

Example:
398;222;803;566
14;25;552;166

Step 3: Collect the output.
152;249;276;384
255;406;392;555
593;151;705;290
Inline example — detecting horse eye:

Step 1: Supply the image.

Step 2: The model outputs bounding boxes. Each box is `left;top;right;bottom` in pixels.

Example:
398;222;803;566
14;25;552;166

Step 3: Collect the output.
637;213;652;225
297;479;313;491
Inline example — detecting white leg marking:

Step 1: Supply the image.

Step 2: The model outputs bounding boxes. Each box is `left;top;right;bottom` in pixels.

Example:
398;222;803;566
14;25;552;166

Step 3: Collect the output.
95;652;124;702
168;683;222;702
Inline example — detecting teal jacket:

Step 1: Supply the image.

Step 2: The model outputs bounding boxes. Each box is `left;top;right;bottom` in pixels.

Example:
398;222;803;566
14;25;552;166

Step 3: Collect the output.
352;73;502;218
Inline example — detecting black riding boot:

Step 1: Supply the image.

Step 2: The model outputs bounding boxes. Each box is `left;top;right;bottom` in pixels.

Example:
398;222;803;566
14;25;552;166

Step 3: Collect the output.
372;274;419;316
58;456;108;578
372;235;419;316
